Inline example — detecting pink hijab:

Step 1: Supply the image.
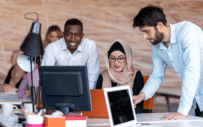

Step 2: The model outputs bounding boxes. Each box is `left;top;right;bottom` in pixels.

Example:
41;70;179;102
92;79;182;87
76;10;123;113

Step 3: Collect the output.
102;39;134;88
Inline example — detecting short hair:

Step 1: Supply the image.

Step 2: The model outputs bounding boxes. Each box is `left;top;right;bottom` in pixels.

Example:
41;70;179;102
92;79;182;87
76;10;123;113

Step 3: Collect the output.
133;5;167;28
64;18;83;32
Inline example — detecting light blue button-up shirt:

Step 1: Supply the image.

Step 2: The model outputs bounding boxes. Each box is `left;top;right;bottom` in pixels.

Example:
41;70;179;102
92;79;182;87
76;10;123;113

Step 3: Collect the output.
141;21;203;115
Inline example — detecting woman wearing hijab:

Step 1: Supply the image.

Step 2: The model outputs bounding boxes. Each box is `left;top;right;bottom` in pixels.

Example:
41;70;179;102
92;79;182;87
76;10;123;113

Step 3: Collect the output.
96;39;144;113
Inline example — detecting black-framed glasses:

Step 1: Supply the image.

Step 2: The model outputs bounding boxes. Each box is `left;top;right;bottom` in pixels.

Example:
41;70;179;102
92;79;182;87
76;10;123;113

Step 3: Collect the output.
109;57;126;63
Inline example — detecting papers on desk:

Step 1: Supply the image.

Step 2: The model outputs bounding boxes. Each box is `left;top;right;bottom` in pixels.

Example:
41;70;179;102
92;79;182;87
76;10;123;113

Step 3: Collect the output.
0;92;18;96
0;96;19;100
137;113;203;123
0;92;31;105
0;114;18;127
0;92;19;100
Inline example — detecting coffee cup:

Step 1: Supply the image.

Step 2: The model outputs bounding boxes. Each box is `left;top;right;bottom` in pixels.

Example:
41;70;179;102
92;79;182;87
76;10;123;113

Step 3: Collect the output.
1;103;18;116
26;115;43;127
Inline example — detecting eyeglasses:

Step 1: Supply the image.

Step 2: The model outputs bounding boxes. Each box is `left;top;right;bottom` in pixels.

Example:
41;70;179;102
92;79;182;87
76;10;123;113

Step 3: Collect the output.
109;57;126;63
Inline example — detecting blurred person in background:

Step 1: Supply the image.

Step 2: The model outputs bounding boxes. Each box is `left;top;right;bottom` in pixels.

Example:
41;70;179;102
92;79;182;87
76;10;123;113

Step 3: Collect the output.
43;25;63;49
0;49;25;92
17;25;63;99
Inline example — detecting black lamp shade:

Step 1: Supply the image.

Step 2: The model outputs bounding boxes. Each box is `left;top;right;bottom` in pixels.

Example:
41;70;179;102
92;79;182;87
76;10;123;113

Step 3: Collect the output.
20;22;44;57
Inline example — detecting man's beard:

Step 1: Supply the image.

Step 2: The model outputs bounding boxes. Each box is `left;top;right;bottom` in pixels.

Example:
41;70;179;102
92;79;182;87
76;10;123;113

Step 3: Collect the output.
150;27;164;45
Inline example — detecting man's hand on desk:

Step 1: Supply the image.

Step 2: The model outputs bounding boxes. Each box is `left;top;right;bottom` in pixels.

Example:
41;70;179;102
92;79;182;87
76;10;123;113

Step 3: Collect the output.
132;92;145;108
162;112;186;120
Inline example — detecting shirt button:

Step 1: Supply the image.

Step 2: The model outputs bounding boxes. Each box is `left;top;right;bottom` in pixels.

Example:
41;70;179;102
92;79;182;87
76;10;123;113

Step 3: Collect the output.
177;72;179;74
195;95;197;96
172;61;174;62
168;51;170;52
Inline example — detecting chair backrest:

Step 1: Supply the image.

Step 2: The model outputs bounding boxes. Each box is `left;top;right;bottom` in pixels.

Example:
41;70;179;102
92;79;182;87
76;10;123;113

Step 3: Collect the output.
81;89;108;118
37;89;108;117
143;76;154;113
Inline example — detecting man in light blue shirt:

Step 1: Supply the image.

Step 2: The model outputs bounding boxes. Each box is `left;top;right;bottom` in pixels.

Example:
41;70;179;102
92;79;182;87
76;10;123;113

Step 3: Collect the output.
132;5;203;119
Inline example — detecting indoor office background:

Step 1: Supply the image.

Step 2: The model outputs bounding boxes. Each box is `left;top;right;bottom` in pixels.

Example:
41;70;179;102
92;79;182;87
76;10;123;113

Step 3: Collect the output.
0;0;202;113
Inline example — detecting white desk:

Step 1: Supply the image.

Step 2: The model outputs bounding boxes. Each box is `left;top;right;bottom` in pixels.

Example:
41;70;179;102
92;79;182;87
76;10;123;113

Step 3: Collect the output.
87;113;203;127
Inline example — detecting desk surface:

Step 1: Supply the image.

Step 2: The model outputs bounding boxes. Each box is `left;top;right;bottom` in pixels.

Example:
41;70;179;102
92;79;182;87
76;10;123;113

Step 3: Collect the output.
87;113;203;127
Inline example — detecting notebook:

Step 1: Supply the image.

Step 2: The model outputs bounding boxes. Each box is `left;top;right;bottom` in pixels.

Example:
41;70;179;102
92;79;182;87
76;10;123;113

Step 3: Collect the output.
81;89;108;118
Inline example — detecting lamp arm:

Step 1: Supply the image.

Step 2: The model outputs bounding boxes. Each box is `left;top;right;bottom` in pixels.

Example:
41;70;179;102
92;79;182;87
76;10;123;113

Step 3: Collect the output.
30;56;35;113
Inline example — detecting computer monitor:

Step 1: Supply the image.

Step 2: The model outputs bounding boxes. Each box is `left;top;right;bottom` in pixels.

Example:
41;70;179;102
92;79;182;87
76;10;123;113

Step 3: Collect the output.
39;66;91;115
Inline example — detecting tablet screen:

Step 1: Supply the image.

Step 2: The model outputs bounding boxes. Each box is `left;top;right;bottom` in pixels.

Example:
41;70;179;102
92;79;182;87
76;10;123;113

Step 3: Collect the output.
107;89;134;125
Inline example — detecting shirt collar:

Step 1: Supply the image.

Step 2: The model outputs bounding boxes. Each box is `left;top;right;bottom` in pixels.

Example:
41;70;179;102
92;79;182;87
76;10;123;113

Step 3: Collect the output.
159;24;177;50
60;38;68;50
159;42;167;50
77;39;83;52
169;24;177;44
60;38;83;52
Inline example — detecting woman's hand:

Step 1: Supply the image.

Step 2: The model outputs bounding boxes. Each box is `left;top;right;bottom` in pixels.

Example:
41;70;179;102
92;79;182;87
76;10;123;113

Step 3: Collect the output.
4;85;17;92
0;84;5;92
26;90;31;97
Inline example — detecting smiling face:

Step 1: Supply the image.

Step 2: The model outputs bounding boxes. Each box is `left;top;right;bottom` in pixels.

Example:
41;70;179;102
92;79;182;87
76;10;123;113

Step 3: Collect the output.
109;51;127;72
139;26;164;45
64;25;84;53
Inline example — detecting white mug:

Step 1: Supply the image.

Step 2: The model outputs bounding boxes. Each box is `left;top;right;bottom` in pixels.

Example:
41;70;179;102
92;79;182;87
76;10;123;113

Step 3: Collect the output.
1;103;18;116
26;115;43;126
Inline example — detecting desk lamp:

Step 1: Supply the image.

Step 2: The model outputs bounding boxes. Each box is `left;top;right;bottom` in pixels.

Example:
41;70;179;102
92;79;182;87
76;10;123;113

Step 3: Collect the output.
18;12;44;113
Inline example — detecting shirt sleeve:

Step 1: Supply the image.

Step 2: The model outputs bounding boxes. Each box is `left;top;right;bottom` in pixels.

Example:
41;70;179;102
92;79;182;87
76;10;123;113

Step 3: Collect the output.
177;24;201;115
41;44;56;66
17;72;30;99
141;45;167;100
87;41;100;89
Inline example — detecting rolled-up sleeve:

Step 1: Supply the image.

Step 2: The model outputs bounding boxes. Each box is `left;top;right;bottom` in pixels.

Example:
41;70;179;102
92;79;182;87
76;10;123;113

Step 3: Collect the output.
141;45;167;100
87;41;100;89
17;73;29;99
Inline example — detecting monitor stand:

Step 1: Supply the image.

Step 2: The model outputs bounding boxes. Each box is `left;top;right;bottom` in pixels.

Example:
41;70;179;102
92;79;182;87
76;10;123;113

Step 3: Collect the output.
55;103;75;115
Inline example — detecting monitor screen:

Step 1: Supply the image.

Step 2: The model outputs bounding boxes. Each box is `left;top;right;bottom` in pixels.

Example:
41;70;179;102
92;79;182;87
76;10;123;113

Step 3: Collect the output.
39;66;91;115
107;89;134;125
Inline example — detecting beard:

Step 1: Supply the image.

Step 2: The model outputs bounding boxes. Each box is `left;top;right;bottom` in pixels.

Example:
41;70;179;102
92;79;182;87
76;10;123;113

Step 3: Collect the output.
150;27;164;45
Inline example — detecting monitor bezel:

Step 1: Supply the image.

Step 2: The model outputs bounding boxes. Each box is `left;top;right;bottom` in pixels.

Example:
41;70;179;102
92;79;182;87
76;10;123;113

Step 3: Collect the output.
39;66;92;113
